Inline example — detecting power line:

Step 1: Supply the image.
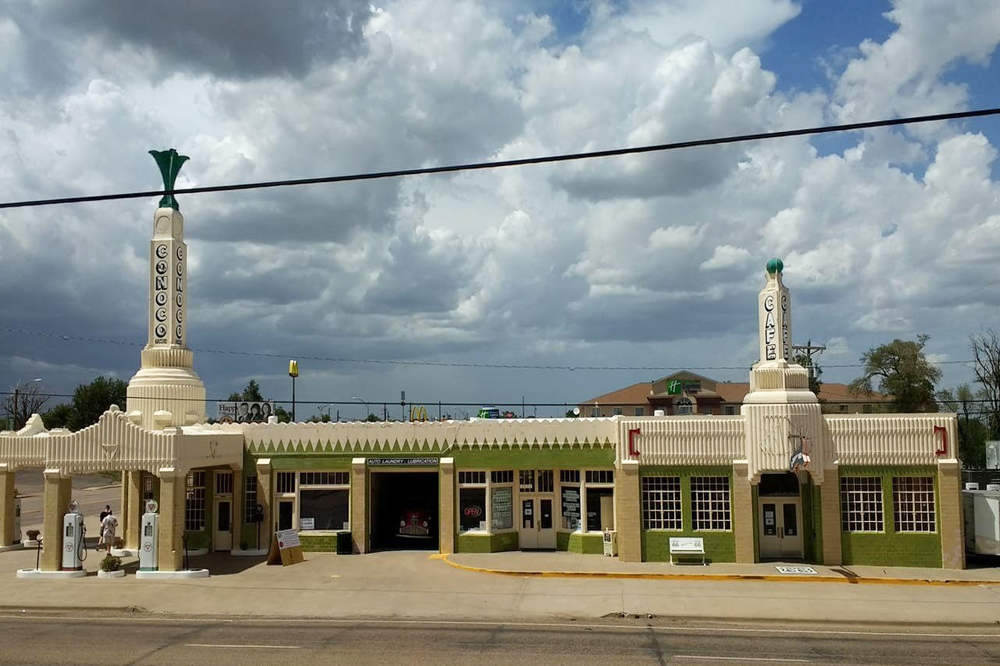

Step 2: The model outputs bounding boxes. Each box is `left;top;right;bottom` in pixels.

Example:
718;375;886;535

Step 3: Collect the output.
0;325;976;372
2;108;998;210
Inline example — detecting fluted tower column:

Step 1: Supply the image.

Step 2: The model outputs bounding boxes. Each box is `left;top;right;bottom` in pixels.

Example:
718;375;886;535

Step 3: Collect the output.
126;149;206;430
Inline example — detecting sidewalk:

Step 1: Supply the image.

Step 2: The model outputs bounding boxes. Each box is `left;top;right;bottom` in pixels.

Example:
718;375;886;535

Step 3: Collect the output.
3;548;1000;624
445;551;1000;586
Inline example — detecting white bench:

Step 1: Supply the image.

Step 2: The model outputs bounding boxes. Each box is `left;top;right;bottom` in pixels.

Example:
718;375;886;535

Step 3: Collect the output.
669;537;706;565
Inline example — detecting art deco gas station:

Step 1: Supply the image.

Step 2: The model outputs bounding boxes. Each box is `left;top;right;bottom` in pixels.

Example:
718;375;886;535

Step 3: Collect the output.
0;150;967;578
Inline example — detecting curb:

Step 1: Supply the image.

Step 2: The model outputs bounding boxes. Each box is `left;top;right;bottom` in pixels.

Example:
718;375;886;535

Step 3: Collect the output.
440;555;1000;587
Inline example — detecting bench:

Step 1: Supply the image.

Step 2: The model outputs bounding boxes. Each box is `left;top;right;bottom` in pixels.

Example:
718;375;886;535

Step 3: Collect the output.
669;537;706;565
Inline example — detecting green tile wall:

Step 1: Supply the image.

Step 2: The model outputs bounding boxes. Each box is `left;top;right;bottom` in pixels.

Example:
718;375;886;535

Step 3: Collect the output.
568;532;604;554
269;455;355;470
838;466;942;568
639;465;736;562
456;531;524;552
300;534;338;552
557;531;570;551
452;447;614;468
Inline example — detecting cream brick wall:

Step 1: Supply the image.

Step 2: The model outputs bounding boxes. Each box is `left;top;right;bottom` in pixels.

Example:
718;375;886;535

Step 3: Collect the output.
41;471;71;571
732;461;754;563
439;458;455;554
124;470;142;550
820;466;842;566
157;472;185;571
938;460;965;569
351;459;366;554
0;470;15;547
615;460;640;562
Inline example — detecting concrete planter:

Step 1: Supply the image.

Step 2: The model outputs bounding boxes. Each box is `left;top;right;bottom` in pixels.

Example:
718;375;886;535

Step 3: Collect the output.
97;569;125;579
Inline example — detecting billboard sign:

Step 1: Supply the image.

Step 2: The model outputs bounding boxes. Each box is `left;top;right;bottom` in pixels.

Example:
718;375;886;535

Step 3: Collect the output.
217;401;275;423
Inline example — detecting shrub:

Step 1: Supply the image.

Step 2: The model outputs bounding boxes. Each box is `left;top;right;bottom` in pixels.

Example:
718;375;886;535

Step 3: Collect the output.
99;554;122;572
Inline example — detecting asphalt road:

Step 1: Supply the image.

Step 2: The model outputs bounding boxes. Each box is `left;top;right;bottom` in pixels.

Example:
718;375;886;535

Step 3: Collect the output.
1;613;999;666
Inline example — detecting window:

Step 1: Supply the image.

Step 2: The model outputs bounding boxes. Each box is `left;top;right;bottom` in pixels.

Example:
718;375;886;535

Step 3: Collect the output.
244;476;257;524
675;398;693;415
142;474;155;501
216;471;233;495
862;404;873;414
612;407;623;416
642;477;682;530
276;471;296;494
840;477;883;532
459;488;486;532
300;489;349;530
458;470;486;485
491;486;513;530
586;470;614;484
586;488;614;531
300;471;349;486
537;470;554;493
590;406;600;417
635;407;645;416
185;471;206;531
839;404;849;413
893;477;936;532
724;405;737;416
691;476;731;531
519;470;535;492
561;485;581;530
560;470;580;484
491;470;514;484
298;472;350;531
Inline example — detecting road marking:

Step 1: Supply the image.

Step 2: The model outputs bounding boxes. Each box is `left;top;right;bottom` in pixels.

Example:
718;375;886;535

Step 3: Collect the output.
184;643;299;650
2;615;999;639
674;657;810;663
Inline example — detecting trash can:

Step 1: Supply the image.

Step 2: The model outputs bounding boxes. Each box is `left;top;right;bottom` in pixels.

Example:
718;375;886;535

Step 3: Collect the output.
336;531;353;555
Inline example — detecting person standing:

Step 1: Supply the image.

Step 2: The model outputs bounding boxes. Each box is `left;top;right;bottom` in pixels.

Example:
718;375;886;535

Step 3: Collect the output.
97;505;110;551
100;509;118;554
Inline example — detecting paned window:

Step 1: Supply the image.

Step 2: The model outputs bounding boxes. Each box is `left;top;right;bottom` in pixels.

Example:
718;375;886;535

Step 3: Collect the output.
641;477;682;530
691;476;731;531
459;488;486;532
216;471;233;494
185;471;206;531
840;477;884;532
276;471;296;494
491;470;514;484
893;477;936;532
590;406;600;417
635;407;645;416
586;470;614;485
300;471;349;486
537;470;554;493
560;470;580;484
612;407;623;416
458;470;486;486
244;476;257;524
519;470;535;492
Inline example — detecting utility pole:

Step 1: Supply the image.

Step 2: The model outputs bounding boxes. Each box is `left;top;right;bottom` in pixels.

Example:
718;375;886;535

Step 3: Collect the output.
791;339;826;390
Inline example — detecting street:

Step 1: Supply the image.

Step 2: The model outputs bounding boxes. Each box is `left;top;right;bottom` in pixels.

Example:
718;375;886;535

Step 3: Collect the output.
0;613;998;665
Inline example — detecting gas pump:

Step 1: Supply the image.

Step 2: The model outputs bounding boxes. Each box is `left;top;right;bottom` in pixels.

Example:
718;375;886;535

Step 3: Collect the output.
13;496;21;544
61;500;87;571
139;499;159;571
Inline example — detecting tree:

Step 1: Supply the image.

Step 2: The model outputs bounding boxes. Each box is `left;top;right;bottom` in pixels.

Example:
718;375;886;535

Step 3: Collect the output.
4;380;48;430
850;335;941;412
970;328;1000;437
41;403;74;429
565;409;579;418
794;353;823;395
937;384;989;468
228;379;263;402
68;376;127;430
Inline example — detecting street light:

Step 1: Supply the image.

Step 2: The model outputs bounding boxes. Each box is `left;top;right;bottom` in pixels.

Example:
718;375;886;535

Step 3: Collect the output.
10;378;42;431
318;404;333;421
351;396;369;421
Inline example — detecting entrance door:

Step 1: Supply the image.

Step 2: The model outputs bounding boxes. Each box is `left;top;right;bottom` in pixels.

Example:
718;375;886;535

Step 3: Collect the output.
277;499;294;531
759;499;803;558
520;498;538;549
519;496;556;549
214;498;232;551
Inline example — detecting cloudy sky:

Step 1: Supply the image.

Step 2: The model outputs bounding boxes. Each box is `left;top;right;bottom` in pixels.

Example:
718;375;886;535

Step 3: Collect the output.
1;0;999;420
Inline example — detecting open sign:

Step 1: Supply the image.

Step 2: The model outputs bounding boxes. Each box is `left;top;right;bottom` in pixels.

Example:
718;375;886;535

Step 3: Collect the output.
463;506;483;518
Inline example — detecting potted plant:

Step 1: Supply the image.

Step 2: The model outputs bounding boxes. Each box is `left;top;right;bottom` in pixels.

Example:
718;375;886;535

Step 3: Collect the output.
98;554;125;579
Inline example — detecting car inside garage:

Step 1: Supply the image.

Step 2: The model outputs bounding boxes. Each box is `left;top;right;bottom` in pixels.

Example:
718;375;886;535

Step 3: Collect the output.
369;471;439;551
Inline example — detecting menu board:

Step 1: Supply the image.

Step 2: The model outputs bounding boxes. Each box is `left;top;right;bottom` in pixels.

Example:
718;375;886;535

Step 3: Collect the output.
561;487;581;530
492;487;513;530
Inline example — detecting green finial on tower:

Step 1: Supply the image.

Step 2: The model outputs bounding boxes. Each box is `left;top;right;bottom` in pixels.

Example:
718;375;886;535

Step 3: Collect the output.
149;149;190;210
766;257;784;275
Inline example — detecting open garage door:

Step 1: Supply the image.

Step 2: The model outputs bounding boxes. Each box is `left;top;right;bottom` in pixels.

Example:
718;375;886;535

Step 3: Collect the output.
369;472;439;551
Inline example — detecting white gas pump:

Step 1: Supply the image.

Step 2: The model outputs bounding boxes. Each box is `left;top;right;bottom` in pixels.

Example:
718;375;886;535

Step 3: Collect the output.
13;496;21;544
139;499;159;571
61;500;87;571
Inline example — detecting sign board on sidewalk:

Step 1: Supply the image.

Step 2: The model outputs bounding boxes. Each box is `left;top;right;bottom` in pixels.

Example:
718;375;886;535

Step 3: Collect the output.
267;528;305;566
775;566;817;575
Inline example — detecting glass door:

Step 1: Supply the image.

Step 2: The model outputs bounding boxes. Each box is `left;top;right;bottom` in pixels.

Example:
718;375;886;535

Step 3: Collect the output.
758;499;803;559
520;498;538;548
214;499;232;551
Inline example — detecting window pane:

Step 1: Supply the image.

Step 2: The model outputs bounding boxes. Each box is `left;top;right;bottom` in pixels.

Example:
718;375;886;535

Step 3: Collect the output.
586;488;614;531
459;488;486;532
491;486;513;530
299;489;349;531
